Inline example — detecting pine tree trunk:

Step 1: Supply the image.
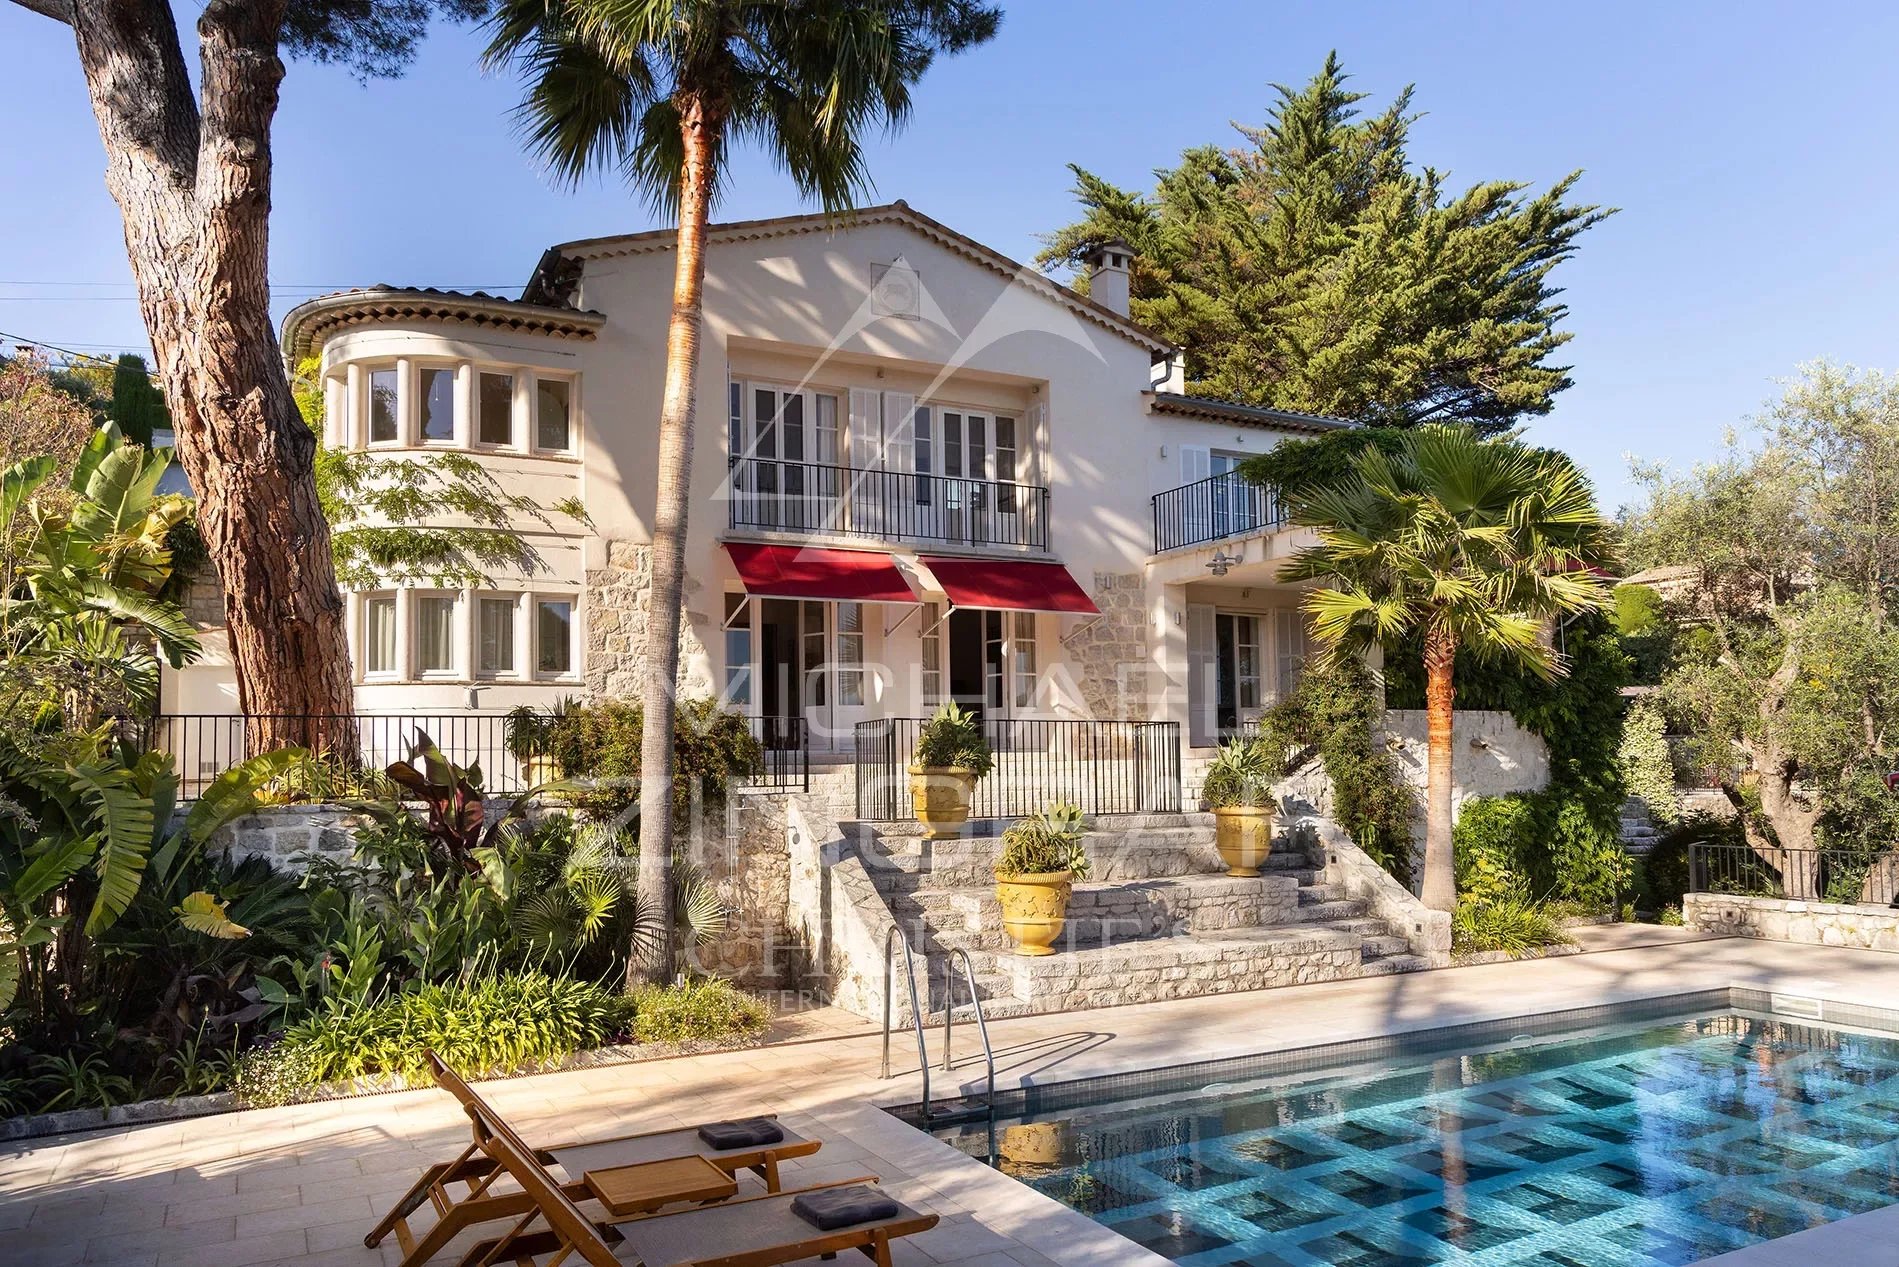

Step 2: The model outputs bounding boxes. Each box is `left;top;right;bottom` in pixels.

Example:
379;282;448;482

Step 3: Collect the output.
1420;623;1458;912
65;0;358;760
632;95;719;986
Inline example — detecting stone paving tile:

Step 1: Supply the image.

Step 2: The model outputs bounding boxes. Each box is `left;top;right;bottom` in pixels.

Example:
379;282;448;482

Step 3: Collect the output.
4;937;1899;1267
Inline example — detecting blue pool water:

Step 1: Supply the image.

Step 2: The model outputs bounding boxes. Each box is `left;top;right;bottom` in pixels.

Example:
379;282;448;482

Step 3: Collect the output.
927;1012;1899;1264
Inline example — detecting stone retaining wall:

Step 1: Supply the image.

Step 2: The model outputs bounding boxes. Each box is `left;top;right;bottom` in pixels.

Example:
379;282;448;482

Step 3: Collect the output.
210;804;367;868
1684;892;1899;952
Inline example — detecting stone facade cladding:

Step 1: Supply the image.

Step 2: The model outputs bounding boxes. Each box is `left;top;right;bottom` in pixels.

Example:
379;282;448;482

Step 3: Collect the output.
584;539;712;702
1073;570;1150;722
1685;892;1899;952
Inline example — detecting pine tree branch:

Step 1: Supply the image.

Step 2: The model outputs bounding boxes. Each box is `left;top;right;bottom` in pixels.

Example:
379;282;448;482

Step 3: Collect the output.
11;0;74;23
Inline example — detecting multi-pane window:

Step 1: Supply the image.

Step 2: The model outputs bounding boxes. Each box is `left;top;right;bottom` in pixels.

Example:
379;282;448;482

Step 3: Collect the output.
723;594;752;707
836;601;865;706
418;367;456;442
800;602;827;707
363;595;397;674
995;415;1018;513
1011;612;1037;709
912;406;934;503
477;596;516;674
920;602;943;707
367;368;399;442
415;594;457;672
478;372;514;446
1236;615;1261;711
537;378;572;451
536;598;574;675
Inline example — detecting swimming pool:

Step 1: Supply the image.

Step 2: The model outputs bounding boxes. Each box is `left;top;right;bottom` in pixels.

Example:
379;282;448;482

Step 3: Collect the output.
916;991;1899;1265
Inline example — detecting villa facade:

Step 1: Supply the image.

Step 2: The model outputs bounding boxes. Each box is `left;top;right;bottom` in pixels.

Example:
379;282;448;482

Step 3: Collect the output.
165;202;1353;777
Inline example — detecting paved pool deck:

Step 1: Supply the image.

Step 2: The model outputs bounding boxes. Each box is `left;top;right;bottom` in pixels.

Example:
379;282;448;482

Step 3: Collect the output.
3;928;1897;1267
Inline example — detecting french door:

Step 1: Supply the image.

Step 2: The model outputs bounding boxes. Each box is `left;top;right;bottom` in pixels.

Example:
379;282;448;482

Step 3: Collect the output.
736;384;841;531
756;598;868;746
913;407;1021;544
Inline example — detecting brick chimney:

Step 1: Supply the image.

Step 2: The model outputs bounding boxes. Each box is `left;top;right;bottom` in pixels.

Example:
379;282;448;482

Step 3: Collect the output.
1085;238;1133;318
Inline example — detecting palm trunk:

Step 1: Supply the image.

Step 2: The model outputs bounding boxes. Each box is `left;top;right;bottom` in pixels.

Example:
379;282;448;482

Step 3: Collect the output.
1420;623;1457;911
632;95;719;986
67;0;357;760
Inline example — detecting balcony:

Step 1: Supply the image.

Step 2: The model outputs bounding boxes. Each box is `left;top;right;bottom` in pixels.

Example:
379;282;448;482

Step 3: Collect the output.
1151;470;1286;553
728;456;1049;551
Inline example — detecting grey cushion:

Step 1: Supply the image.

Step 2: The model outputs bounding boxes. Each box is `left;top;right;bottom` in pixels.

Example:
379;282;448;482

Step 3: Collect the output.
790;1185;900;1231
696;1117;785;1150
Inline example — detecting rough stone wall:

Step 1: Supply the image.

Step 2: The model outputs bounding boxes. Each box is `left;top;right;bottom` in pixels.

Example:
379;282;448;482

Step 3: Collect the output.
210;805;367;868
182;570;227;629
1684;892;1899;951
1382;709;1549;880
688;791;795;988
584;539;712;702
1071;570;1150;721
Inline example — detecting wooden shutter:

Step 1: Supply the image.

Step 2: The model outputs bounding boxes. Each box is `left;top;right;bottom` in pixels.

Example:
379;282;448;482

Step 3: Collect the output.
1186;602;1218;748
880;391;917;473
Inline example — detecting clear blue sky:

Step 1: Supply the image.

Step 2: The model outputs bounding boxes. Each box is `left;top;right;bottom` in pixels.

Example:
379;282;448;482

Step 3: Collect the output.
5;1;1897;512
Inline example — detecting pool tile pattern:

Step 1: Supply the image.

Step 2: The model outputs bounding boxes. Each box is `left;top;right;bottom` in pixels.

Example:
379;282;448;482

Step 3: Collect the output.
937;1015;1899;1265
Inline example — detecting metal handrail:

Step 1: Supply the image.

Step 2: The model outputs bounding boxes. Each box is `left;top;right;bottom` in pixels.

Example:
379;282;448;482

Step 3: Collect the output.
939;947;996;1109
880;925;933;1115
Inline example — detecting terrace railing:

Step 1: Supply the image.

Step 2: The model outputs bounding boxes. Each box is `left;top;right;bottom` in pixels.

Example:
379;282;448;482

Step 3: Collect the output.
1688;841;1899;906
853;717;1182;821
139;712;808;800
729;456;1049;551
1151;470;1285;553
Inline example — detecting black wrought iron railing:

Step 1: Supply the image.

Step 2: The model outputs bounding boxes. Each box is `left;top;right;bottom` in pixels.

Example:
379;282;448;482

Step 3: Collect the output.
853;717;1182;820
138;712;809;800
728;456;1049;550
1689;842;1899;906
1151;470;1285;553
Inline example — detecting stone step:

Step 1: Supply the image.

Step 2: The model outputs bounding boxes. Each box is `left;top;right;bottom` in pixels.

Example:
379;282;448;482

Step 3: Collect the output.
852;811;1207;839
893;873;1307;950
859;835;1315;889
1355;953;1434;977
1283;897;1372;923
1295;882;1349;905
1357;934;1413;958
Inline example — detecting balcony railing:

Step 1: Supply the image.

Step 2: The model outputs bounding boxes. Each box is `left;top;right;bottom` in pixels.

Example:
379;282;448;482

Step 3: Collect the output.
729;456;1049;550
1152;470;1285;553
1689;841;1899;906
137;712;808;799
853;717;1182;820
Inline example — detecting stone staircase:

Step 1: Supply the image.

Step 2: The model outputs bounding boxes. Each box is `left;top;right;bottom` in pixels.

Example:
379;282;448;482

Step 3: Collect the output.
843;812;1431;1019
1619;796;1662;858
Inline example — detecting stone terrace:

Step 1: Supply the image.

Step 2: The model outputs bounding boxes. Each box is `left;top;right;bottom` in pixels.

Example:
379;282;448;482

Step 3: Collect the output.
6;932;1899;1267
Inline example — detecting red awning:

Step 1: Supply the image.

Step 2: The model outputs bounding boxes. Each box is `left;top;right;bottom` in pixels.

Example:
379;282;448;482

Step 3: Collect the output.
919;556;1100;615
723;542;919;604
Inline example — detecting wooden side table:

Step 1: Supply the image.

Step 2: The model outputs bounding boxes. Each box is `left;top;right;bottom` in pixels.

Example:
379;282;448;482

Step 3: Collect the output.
583;1155;739;1218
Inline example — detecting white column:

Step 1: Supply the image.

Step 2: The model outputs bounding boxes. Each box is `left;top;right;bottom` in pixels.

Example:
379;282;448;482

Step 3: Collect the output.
395;357;415;445
344;363;363;448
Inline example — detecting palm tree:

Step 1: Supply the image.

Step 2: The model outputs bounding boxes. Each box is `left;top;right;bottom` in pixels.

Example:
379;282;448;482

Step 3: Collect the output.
1282;425;1613;911
486;0;1001;982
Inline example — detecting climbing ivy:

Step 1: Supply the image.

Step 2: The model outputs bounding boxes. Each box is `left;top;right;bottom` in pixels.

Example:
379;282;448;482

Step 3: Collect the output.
1258;657;1413;883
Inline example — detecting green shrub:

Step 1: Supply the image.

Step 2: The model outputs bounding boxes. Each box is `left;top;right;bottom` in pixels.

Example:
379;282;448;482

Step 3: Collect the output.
995;802;1090;878
238;970;621;1101
1546;799;1632;912
624;978;770;1046
1451;897;1571;956
1453;796;1536;902
911;702;994;776
1617;699;1678;825
535;698;764;823
1635;812;1738;911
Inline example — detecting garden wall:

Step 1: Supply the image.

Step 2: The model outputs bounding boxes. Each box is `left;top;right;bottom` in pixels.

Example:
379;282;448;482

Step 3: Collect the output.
1684;892;1899;951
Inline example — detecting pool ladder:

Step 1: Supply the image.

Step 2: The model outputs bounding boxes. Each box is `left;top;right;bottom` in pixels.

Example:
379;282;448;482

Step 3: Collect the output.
879;925;997;1122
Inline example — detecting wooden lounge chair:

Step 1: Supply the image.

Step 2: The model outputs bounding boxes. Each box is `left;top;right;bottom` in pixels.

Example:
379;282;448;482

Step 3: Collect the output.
463;1095;936;1267
366;1053;821;1267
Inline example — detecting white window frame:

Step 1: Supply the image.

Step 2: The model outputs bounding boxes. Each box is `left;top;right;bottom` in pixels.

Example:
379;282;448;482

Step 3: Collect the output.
473;368;521;451
531;373;579;456
531;592;581;680
722;593;753;710
473;592;525;680
361;362;403;448
414;362;461;448
1010;611;1038;710
360;591;401;680
412;590;463;679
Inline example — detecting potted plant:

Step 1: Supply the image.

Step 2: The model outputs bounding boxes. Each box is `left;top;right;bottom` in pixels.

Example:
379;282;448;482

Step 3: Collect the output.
993;801;1089;956
1200;735;1287;876
505;698;578;784
907;701;994;838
